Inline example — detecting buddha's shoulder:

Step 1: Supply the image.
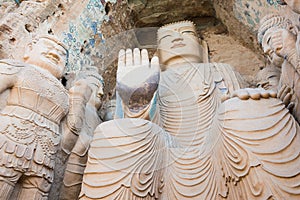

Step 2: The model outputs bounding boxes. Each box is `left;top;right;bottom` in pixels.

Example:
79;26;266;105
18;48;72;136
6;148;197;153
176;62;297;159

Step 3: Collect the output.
0;59;27;75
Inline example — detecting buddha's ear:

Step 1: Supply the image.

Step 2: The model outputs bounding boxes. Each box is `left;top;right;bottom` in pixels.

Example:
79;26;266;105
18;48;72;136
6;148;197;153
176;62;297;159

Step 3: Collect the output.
201;40;209;63
23;43;33;61
289;24;299;36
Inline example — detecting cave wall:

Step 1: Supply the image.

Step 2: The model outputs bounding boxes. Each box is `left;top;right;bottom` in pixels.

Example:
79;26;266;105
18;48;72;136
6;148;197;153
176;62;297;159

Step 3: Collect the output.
0;0;283;86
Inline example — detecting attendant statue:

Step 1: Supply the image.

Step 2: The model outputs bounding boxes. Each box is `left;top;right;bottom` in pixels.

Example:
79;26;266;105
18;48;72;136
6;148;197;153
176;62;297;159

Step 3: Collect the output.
60;67;104;200
80;21;300;199
258;13;300;121
0;35;92;199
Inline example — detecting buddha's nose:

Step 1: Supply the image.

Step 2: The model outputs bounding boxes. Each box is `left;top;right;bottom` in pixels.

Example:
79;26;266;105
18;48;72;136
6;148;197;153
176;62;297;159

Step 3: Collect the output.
97;87;104;97
172;37;183;43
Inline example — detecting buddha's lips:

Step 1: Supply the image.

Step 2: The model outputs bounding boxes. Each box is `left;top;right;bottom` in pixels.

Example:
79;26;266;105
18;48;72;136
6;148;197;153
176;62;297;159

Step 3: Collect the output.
171;43;186;49
45;53;59;64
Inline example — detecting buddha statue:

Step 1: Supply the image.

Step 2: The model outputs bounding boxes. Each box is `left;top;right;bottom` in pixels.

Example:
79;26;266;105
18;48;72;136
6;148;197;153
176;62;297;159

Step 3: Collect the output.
0;35;93;200
80;21;300;199
258;13;300;122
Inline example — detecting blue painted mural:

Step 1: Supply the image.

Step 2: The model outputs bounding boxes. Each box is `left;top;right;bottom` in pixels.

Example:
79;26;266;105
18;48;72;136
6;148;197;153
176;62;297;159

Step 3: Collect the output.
233;0;279;32
62;0;116;71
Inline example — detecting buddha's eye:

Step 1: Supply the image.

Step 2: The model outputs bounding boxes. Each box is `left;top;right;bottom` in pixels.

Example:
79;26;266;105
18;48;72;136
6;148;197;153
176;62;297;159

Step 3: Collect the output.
181;30;196;36
158;35;171;43
267;36;271;45
267;75;277;80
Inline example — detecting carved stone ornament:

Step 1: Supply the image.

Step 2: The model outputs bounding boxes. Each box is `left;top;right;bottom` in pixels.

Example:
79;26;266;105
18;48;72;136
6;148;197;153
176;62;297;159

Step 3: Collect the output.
0;35;92;200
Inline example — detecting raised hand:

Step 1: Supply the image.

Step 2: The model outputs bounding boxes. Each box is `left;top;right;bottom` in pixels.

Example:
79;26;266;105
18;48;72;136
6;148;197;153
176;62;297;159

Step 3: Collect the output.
116;48;160;110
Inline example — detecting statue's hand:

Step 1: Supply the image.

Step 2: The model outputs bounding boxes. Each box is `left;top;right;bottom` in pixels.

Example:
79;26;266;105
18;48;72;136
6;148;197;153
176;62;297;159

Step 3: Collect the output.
117;48;160;109
270;28;297;59
278;84;295;111
222;88;277;102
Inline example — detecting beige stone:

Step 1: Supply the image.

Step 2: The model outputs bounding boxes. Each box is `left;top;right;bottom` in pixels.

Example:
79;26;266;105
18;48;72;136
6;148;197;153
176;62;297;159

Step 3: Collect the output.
60;67;104;200
255;66;281;91
0;35;92;200
258;13;300;122
80;21;300;199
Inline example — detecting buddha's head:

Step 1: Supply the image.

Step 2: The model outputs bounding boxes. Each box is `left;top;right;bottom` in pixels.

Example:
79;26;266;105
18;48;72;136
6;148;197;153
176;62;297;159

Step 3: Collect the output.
23;35;68;79
76;66;104;109
257;14;288;67
157;21;205;68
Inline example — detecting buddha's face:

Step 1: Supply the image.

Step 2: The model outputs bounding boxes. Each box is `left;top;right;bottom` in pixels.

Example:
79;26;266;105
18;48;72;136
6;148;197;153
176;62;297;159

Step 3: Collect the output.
157;22;203;67
24;37;67;79
86;75;104;109
261;28;284;67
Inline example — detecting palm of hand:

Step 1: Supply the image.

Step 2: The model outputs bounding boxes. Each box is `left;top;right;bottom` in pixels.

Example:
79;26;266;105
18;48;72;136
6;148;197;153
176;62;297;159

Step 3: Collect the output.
117;48;160;88
116;48;160;107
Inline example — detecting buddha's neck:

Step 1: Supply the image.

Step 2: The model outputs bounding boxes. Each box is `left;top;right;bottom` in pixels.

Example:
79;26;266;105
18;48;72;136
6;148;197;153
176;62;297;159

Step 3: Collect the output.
163;56;202;69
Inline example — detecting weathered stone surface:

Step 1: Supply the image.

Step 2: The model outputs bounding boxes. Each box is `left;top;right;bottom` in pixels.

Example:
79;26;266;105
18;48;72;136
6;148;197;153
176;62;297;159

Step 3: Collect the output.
128;0;215;27
0;0;295;199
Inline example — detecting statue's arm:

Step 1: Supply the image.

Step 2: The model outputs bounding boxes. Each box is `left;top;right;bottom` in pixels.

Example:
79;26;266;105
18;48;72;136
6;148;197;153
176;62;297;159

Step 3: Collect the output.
0;61;21;94
116;48;160;119
61;79;92;155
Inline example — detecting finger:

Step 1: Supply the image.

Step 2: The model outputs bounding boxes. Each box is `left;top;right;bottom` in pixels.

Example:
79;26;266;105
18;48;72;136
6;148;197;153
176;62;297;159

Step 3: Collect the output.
221;94;230;102
277;85;287;99
141;49;149;66
282;93;292;106
133;48;141;65
249;89;261;100
260;89;270;99
125;49;133;66
269;90;277;98
118;49;125;69
281;86;291;100
150;56;160;72
287;102;295;111
232;89;249;100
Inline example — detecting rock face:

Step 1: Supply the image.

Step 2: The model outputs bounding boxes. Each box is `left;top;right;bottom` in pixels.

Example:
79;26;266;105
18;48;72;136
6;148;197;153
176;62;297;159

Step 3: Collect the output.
128;0;215;27
0;0;280;86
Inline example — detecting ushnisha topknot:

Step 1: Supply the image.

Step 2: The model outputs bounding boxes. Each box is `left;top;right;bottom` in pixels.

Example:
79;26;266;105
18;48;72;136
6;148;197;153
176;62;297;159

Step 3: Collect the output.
257;14;288;44
157;20;197;41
